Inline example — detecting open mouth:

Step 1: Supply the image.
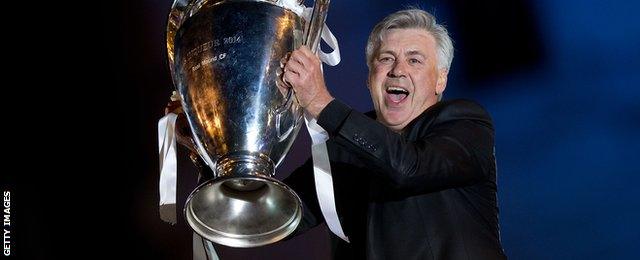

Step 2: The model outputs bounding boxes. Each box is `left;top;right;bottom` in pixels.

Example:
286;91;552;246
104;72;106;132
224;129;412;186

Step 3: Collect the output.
386;86;410;103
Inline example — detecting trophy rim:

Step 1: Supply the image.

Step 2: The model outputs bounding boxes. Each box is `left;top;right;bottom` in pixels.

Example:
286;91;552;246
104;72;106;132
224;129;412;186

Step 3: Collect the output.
184;176;303;247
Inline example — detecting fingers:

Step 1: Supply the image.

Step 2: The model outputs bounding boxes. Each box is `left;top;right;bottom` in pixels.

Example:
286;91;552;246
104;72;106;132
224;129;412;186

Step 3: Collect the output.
176;133;197;153
283;47;320;86
291;46;320;68
284;57;303;79
165;100;183;115
175;113;195;152
299;45;317;59
280;46;327;109
283;54;302;87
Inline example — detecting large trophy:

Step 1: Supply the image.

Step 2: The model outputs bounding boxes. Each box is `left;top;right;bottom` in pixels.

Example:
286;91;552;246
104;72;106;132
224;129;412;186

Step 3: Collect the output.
166;0;331;248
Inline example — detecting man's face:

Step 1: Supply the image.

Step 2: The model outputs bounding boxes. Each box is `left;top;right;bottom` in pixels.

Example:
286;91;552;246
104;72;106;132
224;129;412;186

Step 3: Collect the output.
368;28;448;132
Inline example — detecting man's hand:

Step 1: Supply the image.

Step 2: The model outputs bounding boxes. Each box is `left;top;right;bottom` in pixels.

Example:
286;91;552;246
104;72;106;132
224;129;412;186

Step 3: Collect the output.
164;99;197;153
282;46;334;118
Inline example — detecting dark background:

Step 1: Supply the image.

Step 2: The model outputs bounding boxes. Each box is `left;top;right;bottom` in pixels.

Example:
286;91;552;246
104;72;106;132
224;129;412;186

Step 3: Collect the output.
4;0;639;259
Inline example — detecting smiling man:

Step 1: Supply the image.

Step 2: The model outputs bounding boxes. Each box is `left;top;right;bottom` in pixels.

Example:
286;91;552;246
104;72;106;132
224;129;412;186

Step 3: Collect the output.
282;8;507;259
366;27;448;132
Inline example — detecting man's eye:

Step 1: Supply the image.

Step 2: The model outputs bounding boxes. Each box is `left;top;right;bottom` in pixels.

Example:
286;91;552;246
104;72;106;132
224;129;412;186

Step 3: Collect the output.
380;57;394;63
409;58;422;64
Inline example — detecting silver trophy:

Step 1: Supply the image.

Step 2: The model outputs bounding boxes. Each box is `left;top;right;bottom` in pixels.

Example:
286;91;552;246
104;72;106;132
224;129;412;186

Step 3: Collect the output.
166;0;331;247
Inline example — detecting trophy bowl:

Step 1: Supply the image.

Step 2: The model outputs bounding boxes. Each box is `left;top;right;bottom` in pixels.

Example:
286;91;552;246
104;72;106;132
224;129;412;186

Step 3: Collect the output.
166;0;323;247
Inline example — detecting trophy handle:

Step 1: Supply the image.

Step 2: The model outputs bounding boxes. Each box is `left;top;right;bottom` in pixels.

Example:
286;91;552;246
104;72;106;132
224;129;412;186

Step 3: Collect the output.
167;0;194;85
304;0;331;53
273;0;332;141
275;87;296;141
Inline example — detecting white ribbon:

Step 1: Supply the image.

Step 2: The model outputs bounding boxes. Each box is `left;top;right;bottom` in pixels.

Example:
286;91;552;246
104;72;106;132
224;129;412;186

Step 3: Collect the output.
281;0;305;15
158;112;179;224
318;23;341;66
305;112;350;242
283;0;346;241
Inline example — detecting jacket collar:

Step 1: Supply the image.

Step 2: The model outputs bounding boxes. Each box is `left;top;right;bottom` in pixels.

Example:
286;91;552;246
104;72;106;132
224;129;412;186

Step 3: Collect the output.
363;100;451;135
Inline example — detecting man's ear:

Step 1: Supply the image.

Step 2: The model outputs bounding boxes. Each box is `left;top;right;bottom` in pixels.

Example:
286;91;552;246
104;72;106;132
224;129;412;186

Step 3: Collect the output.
436;68;448;95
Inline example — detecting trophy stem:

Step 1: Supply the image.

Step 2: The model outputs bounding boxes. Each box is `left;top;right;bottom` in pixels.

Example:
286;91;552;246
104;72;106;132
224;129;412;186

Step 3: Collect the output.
215;153;274;191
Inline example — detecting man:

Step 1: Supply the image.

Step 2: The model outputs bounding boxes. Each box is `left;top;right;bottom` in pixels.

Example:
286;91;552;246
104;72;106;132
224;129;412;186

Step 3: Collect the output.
281;8;507;259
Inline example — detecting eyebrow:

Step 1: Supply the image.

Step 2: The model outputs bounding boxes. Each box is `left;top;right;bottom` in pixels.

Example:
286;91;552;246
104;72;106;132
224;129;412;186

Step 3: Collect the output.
406;50;426;57
378;50;426;57
378;50;397;56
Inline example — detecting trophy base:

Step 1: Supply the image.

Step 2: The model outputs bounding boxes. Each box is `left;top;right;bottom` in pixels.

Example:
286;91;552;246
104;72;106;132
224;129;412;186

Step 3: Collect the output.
183;153;302;247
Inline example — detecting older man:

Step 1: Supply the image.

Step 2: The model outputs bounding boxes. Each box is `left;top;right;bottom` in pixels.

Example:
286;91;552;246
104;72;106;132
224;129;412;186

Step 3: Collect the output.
282;8;507;259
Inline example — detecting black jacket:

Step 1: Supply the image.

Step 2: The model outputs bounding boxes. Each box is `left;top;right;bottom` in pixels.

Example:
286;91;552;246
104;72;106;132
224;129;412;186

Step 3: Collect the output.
284;99;507;259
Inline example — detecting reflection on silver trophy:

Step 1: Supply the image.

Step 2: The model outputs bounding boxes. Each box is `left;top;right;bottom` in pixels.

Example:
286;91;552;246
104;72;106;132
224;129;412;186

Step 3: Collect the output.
166;0;331;247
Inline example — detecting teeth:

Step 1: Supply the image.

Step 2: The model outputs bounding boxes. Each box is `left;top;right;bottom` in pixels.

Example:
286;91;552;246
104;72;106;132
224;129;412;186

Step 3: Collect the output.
386;86;409;94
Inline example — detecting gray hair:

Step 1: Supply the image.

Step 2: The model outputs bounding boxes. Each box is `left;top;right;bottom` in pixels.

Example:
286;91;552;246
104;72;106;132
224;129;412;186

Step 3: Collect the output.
365;9;454;71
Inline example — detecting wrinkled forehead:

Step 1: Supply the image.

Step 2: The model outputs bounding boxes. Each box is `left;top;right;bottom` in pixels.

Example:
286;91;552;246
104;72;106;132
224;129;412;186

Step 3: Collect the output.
377;28;437;53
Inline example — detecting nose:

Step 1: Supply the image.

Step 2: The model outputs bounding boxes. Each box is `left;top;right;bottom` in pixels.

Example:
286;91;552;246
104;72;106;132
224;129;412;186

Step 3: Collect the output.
387;60;407;78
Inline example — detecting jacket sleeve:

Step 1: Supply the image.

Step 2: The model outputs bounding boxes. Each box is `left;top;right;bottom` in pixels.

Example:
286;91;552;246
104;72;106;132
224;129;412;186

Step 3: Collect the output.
317;99;496;194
